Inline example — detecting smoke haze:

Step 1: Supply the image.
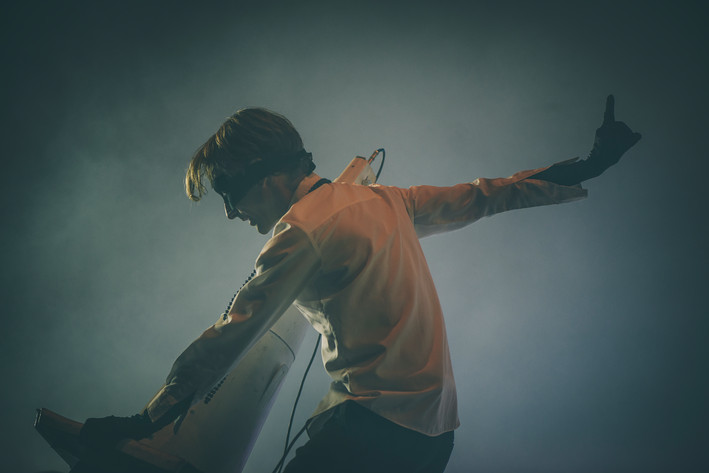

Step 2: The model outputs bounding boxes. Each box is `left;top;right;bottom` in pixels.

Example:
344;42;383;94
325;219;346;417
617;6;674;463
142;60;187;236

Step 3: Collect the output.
2;1;707;472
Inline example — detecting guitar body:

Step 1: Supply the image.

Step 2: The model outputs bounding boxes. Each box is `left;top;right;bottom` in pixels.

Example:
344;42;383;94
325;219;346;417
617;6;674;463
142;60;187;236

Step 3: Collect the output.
36;155;380;473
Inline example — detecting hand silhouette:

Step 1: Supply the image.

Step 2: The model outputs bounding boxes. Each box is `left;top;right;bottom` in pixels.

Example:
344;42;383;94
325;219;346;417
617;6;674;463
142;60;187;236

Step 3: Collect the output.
80;413;155;449
587;95;642;171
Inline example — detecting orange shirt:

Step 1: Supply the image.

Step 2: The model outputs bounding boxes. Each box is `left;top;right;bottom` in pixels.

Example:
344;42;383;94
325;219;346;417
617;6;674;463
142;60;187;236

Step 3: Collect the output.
147;167;586;436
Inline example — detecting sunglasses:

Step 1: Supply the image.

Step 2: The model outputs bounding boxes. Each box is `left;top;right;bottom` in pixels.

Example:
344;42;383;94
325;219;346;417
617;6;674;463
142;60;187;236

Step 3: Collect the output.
211;150;312;212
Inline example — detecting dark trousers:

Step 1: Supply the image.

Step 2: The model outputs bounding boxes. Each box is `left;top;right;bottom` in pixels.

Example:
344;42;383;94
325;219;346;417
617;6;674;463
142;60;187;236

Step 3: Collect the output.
283;401;454;473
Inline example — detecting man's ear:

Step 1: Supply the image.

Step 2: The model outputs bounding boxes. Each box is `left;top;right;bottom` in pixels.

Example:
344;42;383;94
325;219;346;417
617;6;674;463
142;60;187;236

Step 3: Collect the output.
260;174;283;194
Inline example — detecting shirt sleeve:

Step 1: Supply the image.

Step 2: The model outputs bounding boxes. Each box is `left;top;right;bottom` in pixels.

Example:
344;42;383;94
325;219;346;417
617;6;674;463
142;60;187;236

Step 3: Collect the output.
406;159;588;238
145;222;321;422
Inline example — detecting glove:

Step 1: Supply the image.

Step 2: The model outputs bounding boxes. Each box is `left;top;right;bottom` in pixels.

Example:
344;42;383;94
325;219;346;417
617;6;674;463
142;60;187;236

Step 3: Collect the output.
586;94;642;174
80;412;156;449
532;95;641;186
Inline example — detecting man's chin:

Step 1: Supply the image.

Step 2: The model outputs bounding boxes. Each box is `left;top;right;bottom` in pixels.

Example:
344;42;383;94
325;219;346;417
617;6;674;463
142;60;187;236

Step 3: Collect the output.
255;222;275;235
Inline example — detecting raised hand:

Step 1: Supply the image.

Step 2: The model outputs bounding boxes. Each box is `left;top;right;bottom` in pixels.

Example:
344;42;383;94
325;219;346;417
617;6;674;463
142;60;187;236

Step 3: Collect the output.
587;95;642;171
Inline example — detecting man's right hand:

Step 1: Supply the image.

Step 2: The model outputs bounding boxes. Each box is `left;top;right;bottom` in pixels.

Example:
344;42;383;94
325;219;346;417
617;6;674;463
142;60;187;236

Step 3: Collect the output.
79;412;155;449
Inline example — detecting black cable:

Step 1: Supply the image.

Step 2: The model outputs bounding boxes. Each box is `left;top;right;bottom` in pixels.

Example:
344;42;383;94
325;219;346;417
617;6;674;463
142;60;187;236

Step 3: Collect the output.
272;424;308;473
375;148;385;181
273;333;322;473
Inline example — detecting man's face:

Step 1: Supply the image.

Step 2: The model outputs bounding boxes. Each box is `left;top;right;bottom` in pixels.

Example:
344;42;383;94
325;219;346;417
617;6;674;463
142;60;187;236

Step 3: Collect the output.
214;173;291;235
223;185;271;234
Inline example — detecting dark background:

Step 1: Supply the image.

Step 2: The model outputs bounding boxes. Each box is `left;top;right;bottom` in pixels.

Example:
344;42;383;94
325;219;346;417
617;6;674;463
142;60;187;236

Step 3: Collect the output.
2;1;707;472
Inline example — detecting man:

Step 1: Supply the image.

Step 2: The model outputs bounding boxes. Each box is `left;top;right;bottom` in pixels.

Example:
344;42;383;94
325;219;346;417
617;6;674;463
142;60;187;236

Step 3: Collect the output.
81;96;640;472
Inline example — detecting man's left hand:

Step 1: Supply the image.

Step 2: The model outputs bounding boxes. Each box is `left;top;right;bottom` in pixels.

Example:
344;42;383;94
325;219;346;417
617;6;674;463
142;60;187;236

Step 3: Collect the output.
587;95;642;171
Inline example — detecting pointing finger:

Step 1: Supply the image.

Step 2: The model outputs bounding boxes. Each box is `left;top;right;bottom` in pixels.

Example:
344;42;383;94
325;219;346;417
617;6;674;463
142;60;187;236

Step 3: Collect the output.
604;94;615;125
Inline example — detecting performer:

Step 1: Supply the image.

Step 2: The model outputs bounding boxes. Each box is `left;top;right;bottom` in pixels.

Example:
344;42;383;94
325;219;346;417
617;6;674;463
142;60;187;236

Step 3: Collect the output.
81;96;640;472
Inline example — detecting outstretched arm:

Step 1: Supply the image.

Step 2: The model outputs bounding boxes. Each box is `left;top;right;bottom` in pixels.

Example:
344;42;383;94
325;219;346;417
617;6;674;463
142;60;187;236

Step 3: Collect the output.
80;223;321;447
404;95;640;238
533;95;642;185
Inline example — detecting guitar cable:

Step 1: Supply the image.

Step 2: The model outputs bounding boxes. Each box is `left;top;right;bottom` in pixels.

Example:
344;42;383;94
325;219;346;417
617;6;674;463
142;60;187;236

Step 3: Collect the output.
272;333;322;473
